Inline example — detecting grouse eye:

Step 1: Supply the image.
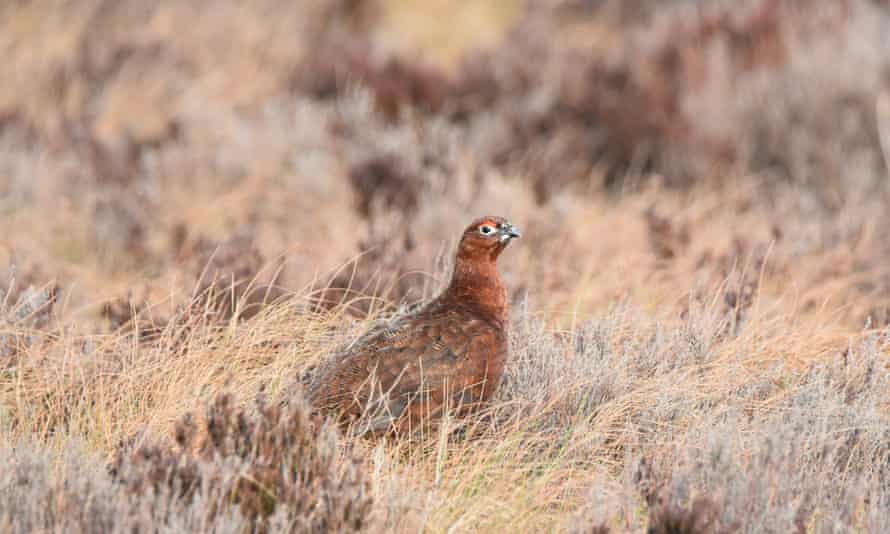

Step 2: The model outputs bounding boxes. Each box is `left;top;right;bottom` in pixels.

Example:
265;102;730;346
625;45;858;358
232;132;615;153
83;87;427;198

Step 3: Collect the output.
479;225;496;236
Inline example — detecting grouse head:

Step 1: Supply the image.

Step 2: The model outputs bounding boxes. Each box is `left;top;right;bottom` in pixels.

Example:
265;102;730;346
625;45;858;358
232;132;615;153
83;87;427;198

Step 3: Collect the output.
456;216;522;263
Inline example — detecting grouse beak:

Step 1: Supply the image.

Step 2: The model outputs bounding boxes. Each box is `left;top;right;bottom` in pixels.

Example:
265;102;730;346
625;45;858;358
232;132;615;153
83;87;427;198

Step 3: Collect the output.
500;224;522;242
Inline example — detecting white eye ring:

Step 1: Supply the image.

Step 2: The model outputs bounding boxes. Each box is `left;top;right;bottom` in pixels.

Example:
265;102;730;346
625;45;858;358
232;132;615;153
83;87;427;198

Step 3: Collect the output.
479;225;496;236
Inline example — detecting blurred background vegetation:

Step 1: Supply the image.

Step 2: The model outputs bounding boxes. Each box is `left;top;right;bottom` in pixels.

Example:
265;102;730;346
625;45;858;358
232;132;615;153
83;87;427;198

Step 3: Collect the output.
2;0;890;532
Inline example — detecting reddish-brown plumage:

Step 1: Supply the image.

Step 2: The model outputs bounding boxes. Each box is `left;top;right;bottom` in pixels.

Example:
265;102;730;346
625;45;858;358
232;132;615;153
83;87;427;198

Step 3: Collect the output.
309;216;521;435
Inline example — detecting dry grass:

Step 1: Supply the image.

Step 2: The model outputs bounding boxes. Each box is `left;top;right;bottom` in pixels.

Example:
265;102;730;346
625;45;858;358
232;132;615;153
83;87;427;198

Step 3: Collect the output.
2;0;890;532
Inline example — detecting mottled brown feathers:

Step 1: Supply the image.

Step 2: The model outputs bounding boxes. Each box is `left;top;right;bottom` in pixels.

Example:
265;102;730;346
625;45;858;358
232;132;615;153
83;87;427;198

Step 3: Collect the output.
308;216;521;435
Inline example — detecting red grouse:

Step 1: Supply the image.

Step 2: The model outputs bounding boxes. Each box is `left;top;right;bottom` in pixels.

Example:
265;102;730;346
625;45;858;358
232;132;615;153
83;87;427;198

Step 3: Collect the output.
309;216;521;435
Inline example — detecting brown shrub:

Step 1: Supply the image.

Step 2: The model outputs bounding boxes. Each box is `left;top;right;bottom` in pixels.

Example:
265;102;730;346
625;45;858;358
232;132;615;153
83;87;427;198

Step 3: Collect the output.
90;191;149;266
645;204;691;262
348;154;420;219
114;392;372;532
0;392;375;533
439;0;885;198
314;221;418;315
647;496;725;534
0;262;59;360
99;292;167;342
189;234;287;323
